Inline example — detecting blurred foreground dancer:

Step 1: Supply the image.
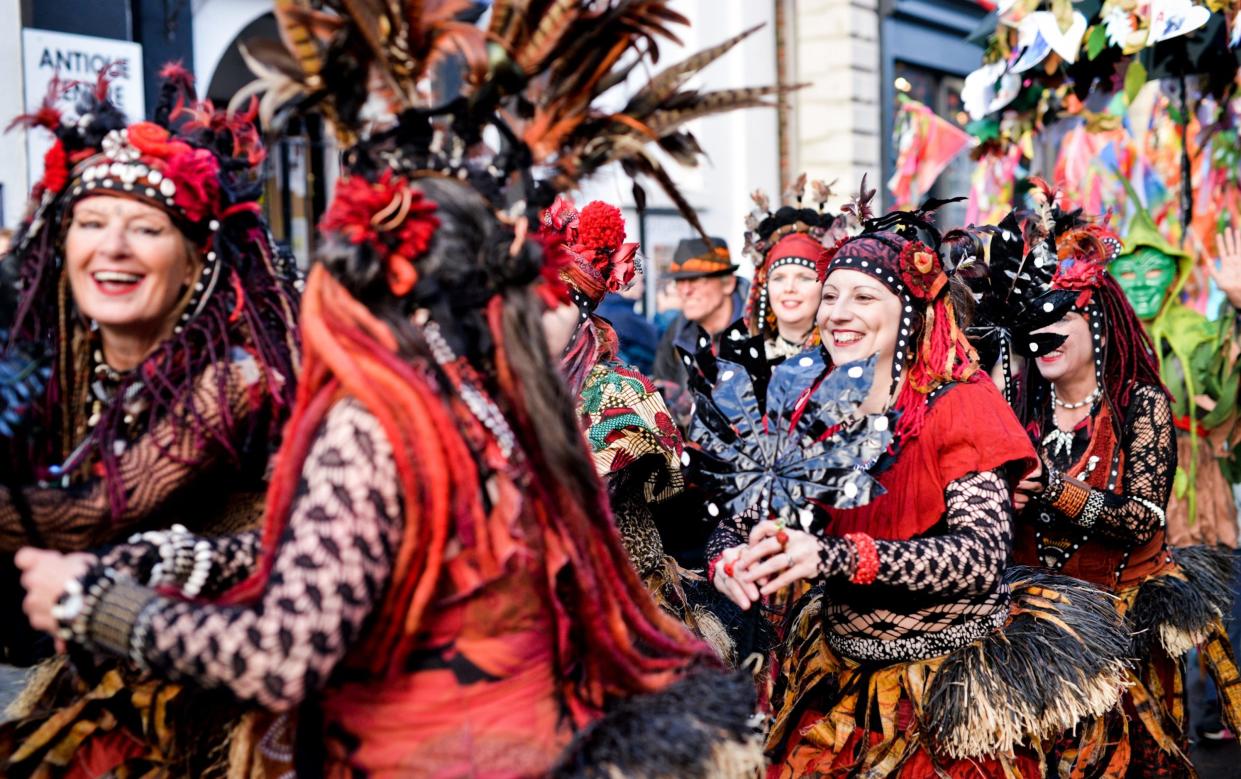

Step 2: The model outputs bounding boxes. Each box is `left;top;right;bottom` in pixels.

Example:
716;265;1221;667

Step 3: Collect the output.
11;2;795;776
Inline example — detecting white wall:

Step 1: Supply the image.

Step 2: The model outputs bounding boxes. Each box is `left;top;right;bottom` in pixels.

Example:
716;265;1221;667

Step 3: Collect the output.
790;0;882;205
0;0;27;228
577;0;781;277
192;0;268;92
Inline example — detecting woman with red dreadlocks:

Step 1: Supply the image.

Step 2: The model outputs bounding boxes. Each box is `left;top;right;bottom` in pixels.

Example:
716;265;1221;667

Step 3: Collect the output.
1008;190;1241;775
689;202;1131;777
0;65;299;776
8;0;791;775
541;195;735;662
741;176;850;364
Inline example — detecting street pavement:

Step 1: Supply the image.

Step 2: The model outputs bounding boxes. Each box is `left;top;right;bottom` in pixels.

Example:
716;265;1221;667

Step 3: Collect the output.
1;663;25;720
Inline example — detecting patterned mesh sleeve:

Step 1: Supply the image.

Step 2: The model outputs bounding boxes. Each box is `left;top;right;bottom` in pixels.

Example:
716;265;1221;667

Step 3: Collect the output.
814;469;1011;597
1066;385;1174;545
97;530;263;599
90;400;403;711
704;512;750;565
0;357;269;552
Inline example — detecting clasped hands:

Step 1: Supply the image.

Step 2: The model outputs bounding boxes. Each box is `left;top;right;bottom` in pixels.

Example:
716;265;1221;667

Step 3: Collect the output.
712;520;821;610
12;547;97;651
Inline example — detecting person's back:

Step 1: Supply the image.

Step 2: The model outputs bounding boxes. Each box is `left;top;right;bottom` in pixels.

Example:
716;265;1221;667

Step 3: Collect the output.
314;400;573;775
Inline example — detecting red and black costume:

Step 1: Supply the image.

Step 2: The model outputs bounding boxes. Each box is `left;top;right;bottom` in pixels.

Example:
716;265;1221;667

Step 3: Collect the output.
21;2;794;777
695;208;1131;777
1006;194;1241;775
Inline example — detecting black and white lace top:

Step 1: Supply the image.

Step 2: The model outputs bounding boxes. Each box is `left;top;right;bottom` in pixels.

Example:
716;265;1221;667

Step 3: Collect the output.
706;379;1036;662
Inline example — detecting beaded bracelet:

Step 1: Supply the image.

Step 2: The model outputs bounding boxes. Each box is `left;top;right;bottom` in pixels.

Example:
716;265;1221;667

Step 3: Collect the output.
1050;479;1090;519
182;538;215;598
132;524;197;588
843;532;879;585
50;564;122;646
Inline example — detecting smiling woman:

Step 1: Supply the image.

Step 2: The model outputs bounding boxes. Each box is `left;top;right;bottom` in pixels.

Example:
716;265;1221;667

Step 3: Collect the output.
1006;201;1241;771
64;198;200;369
706;211;1132;777
742;176;843;363
0;66;299;777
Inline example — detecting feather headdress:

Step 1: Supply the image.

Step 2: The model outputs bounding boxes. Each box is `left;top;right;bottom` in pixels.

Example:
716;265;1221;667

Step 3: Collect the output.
237;0;795;234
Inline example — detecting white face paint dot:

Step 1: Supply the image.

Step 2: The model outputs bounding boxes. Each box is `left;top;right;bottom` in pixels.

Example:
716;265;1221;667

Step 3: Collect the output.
1029;343;1039;353
844;482;859;498
873;416;889;432
706;502;720;517
847;366;864;379
798;356;814;367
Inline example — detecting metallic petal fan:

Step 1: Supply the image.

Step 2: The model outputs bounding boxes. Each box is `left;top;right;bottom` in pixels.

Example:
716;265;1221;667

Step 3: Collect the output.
679;324;891;532
0;334;50;439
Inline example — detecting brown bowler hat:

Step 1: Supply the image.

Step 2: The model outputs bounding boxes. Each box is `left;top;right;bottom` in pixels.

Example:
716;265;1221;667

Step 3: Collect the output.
666;237;737;279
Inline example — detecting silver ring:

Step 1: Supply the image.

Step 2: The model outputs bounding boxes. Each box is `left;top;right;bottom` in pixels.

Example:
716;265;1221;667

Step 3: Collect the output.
784;552;794;569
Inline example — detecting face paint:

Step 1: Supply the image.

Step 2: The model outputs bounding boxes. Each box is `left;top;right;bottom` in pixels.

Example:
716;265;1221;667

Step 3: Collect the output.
1109;248;1176;320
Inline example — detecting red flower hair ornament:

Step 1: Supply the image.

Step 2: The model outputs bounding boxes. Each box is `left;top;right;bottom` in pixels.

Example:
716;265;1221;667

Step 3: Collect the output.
898;240;948;300
1051;257;1105;309
320;171;440;297
544;196;639;300
40;141;69;196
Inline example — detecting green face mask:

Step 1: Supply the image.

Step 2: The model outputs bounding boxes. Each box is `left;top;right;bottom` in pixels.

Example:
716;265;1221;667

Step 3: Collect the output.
1110;248;1176;320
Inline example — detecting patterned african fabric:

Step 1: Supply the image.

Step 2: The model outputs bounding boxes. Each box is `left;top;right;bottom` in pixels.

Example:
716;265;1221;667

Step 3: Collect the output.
578;361;683;503
577;361;737;663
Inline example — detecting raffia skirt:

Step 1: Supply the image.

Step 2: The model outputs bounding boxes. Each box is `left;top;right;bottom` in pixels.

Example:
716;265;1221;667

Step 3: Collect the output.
766;568;1134;779
1110;545;1241;778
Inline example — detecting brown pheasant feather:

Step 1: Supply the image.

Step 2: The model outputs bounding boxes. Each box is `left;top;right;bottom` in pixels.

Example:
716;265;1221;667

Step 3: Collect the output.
235;0;790;238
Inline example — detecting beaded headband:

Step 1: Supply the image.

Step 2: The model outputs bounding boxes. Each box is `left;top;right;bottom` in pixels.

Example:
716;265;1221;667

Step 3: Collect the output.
824;250;917;395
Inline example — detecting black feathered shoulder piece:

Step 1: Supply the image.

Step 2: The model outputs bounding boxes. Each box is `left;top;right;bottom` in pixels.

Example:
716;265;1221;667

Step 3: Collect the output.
677;321;891;532
965;183;1078;402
